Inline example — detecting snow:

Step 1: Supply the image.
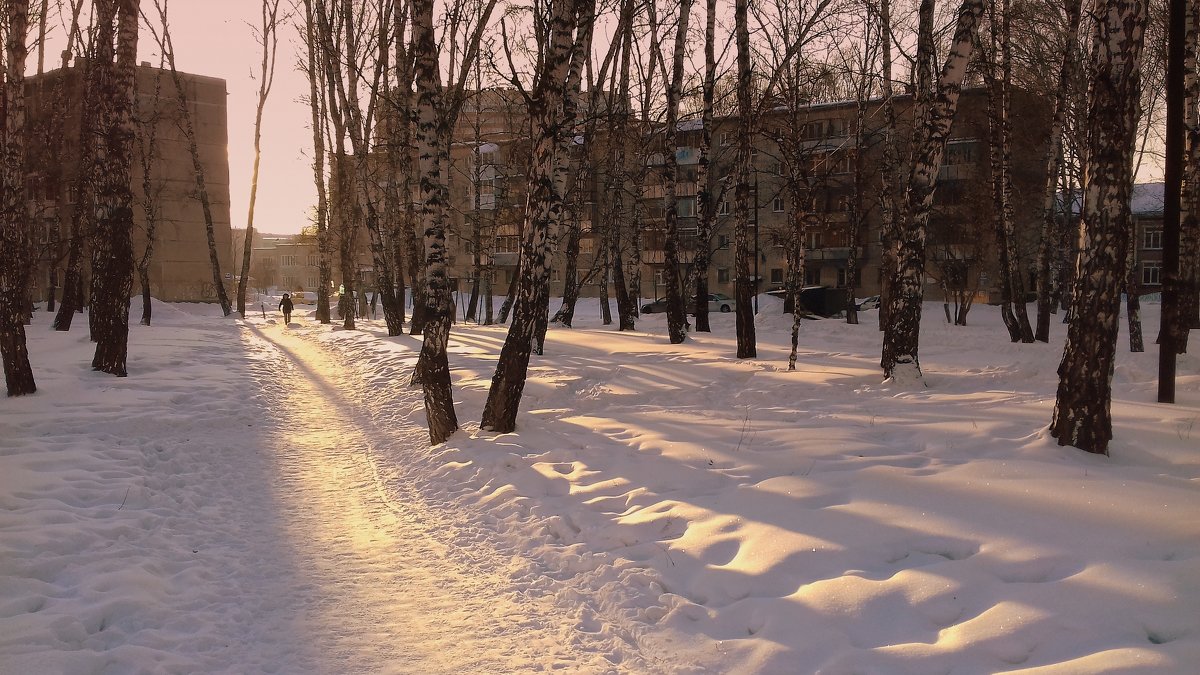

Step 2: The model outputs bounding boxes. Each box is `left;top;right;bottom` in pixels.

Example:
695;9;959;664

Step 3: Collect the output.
3;296;1198;673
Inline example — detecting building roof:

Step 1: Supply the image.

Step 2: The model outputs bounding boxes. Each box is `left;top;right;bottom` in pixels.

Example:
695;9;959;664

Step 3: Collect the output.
1131;182;1164;216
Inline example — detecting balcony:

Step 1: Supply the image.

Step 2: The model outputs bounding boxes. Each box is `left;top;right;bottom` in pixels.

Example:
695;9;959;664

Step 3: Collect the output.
806;246;857;260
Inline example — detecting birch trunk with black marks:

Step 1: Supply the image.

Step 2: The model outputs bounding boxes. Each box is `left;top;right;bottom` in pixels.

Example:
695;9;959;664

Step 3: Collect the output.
0;0;35;395
1125;231;1144;352
733;0;756;359
989;0;1033;343
411;0;458;442
1050;0;1148;455
1035;0;1083;342
481;0;591;433
54;49;99;332
690;0;718;333
90;0;139;375
876;0;901;333
660;0;694;344
1182;0;1200;336
880;0;985;380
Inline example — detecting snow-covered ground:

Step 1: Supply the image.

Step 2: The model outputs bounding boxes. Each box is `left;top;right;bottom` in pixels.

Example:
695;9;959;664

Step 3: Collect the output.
2;296;1198;674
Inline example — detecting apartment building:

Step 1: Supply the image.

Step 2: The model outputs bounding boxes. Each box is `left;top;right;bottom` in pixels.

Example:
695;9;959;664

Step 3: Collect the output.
440;87;1052;304
27;61;233;303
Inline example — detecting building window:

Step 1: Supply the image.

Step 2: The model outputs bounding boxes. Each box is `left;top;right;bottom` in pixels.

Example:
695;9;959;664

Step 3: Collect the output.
281;255;298;267
806;231;823;249
307;255;318;267
677;197;696;218
805;267;821;285
1142;261;1162;286
836;268;847;288
718;200;729;215
772;197;784;213
717;267;730;283
495;235;519;254
580;238;593;255
717;234;730;249
1143;226;1163;250
770;268;783;284
720;132;730;146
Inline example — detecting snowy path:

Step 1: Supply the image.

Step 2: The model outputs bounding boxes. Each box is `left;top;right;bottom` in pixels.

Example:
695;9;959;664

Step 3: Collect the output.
233;321;621;673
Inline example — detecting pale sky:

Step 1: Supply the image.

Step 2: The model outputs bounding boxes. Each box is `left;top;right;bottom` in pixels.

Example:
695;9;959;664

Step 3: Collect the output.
154;0;316;235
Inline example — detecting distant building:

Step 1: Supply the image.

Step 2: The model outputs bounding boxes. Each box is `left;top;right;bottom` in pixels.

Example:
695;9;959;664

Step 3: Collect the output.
1130;182;1165;291
441;87;1052;303
27;61;233;303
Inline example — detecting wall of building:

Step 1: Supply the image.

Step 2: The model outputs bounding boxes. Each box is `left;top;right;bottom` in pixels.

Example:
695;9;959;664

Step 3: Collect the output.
26;62;233;304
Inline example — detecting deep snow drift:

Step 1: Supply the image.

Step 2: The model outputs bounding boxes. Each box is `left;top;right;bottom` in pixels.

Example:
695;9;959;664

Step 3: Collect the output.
2;296;1198;674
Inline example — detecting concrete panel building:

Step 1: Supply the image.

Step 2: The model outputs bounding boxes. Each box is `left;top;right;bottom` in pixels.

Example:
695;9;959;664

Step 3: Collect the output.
27;61;233;303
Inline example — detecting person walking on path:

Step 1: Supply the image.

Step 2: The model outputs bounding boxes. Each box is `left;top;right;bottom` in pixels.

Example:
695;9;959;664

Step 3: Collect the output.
279;293;294;324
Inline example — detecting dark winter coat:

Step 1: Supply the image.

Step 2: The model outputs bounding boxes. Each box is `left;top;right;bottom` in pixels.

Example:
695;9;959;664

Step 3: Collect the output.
279;297;294;313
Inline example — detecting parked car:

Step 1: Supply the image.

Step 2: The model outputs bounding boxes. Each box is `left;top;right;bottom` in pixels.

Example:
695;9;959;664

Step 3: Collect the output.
855;295;880;311
641;293;735;314
765;286;848;318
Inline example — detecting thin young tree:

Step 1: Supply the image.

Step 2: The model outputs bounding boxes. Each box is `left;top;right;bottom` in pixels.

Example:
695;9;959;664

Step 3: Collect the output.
300;0;332;323
150;0;231;316
0;0;35;395
1033;0;1083;343
1050;0;1149;455
983;0;1034;343
90;0;141;375
134;63;166;325
236;0;286;318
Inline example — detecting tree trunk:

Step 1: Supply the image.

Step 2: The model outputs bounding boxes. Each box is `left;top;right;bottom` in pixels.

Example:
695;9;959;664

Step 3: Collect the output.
237;1;283;318
0;0;35;395
733;0;756;359
1036;0;1084;342
1182;0;1200;336
659;0;694;345
90;0;140;376
301;0;332;323
482;0;591;433
880;0;985;380
411;0;458;443
1050;0;1148;455
161;27;230;316
690;0;717;334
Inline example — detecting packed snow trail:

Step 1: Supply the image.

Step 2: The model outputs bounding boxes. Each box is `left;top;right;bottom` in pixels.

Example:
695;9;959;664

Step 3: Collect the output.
236;320;622;673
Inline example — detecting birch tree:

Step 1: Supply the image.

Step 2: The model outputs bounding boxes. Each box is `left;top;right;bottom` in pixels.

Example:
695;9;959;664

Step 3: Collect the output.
659;0;695;344
1033;0;1083;343
90;0;140;375
236;0;286;318
879;0;986;381
0;0;35;395
481;0;594;433
983;0;1034;343
410;0;500;441
1050;0;1149;455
